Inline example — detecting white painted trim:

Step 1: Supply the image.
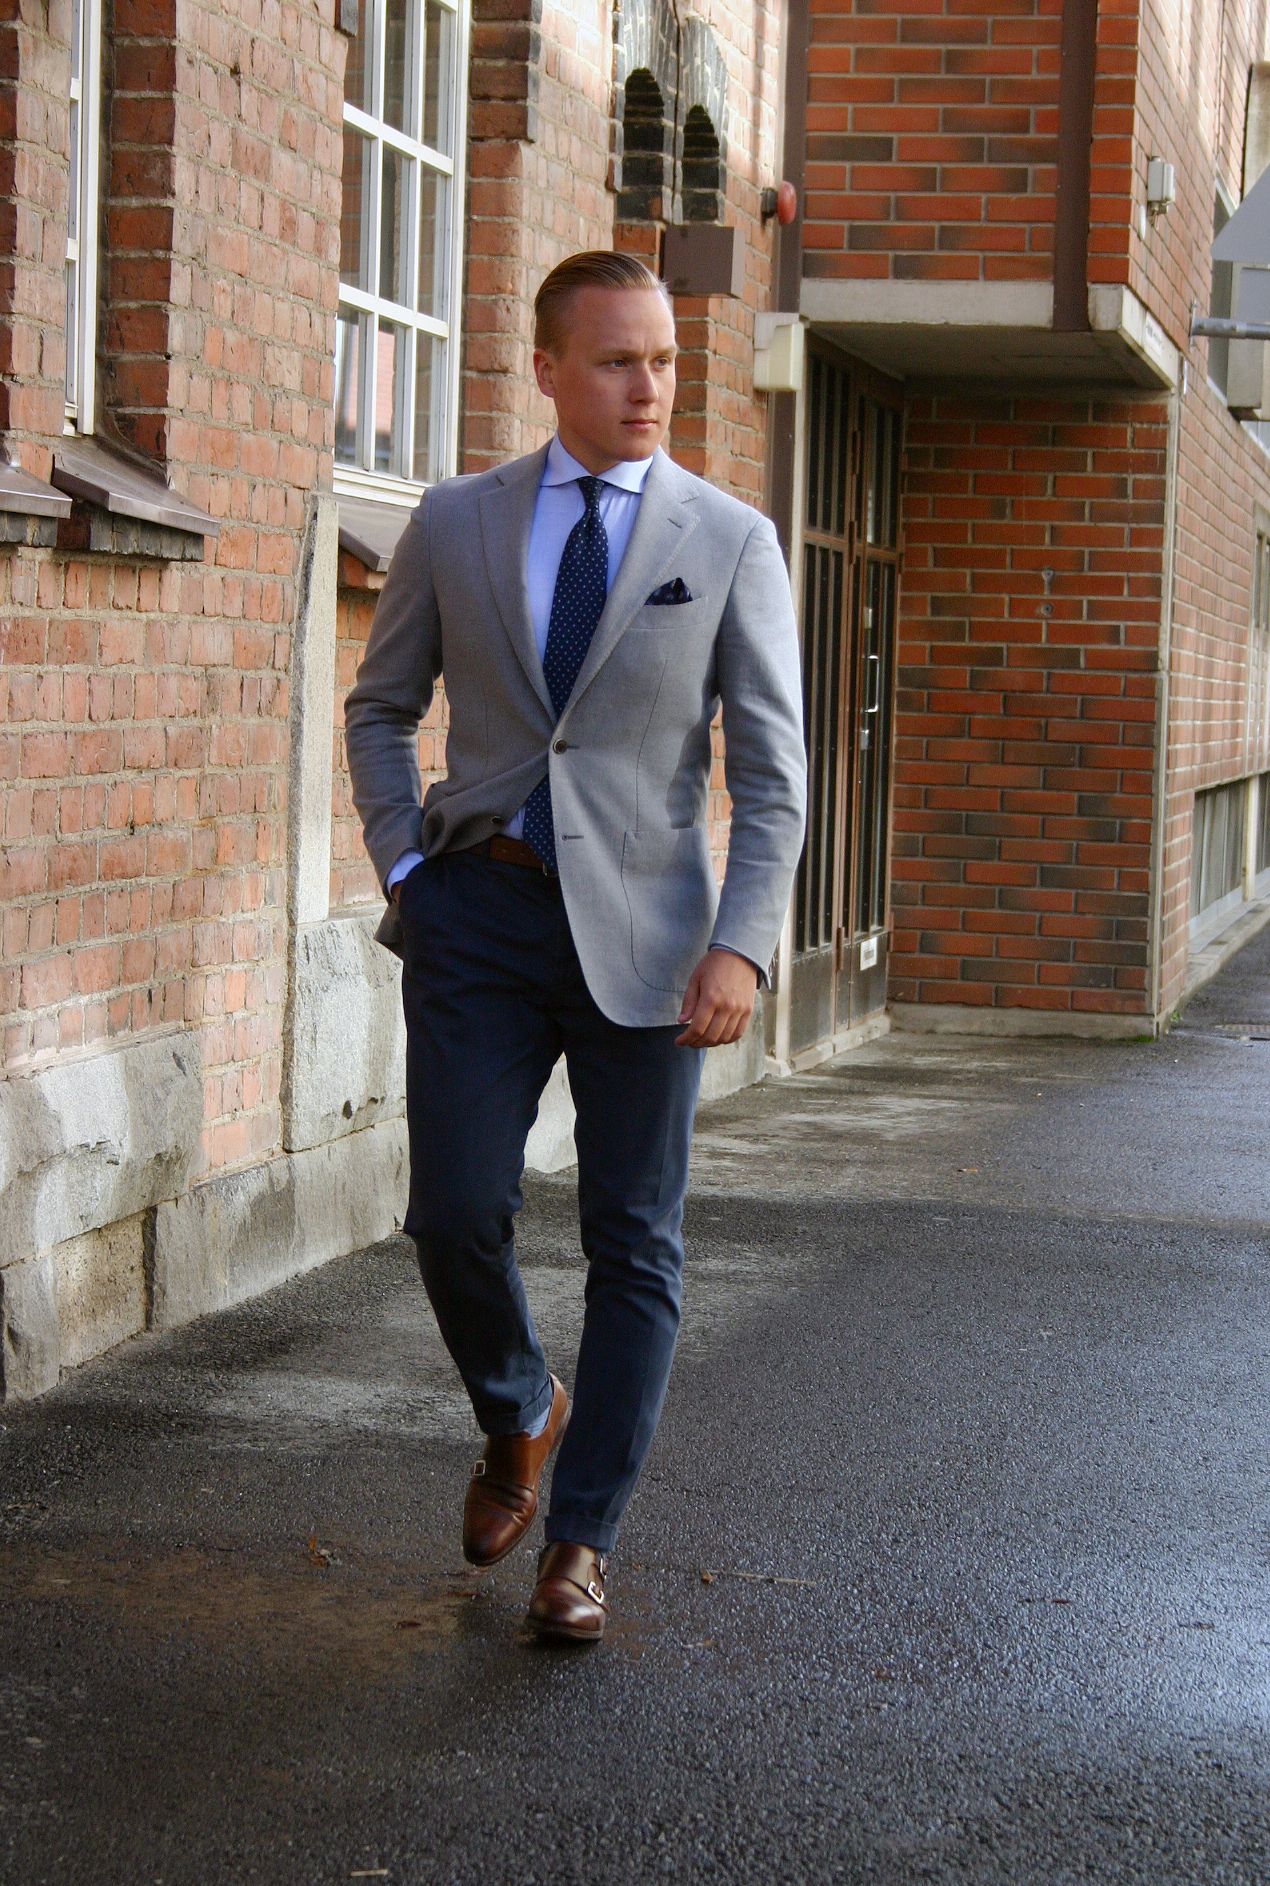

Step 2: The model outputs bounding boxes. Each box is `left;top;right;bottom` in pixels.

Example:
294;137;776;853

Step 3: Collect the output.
64;0;102;432
336;0;469;486
332;464;424;505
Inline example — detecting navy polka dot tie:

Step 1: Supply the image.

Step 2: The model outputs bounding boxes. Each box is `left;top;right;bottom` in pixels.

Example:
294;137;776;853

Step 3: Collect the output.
523;475;609;870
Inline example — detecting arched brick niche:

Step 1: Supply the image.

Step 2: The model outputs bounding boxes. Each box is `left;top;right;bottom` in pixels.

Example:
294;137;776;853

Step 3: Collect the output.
619;68;671;222
678;13;727;223
681;104;721;222
611;0;677;223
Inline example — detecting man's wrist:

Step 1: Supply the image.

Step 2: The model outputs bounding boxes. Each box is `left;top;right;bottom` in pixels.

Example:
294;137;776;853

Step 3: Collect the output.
710;944;761;982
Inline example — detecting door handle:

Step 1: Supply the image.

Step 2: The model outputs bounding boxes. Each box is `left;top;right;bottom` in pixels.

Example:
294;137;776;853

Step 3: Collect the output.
865;651;881;715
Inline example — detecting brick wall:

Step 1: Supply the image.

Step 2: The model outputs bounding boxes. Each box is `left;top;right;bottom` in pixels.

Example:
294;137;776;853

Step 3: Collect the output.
0;0;68;453
1134;0;1270;1010
803;0;1061;286
891;391;1167;1017
1;0;343;1184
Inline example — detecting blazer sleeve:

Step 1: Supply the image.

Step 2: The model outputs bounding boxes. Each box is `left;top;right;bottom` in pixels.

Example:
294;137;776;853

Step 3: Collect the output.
708;515;808;977
343;496;443;891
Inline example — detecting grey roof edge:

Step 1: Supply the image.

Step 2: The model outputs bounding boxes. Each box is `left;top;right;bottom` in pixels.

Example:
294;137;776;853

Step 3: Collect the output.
1213;165;1270;263
0;457;73;520
52;437;220;537
335;492;416;574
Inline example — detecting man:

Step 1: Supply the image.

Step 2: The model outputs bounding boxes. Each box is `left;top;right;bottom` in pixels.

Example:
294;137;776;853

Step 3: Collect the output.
344;250;806;1643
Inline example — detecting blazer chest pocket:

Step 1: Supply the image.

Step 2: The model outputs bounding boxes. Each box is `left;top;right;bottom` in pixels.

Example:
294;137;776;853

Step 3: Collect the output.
620;825;718;993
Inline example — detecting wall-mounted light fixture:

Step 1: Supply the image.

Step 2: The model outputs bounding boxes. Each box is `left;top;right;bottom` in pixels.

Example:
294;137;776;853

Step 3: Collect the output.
1146;156;1176;217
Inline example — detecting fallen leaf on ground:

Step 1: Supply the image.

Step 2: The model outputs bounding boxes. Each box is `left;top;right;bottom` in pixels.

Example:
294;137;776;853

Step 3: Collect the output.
700;1568;814;1588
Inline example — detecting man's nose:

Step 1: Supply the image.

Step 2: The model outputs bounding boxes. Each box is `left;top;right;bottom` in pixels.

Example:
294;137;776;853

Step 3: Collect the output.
630;365;658;402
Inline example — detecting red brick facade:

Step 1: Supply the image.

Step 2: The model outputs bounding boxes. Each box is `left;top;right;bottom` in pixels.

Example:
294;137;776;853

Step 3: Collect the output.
804;0;1270;1026
892;391;1164;1016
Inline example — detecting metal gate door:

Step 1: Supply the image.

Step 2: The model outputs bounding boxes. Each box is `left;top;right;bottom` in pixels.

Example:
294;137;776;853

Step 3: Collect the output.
787;343;901;1058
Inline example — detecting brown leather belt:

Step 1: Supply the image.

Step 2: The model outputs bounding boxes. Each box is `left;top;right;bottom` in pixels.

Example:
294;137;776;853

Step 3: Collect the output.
453;835;559;878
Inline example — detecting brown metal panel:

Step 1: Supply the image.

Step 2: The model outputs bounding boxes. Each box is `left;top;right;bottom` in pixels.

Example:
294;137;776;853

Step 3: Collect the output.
1054;0;1097;331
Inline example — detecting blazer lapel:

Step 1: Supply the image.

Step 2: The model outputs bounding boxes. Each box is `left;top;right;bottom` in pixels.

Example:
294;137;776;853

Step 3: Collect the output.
479;443;553;716
565;450;701;711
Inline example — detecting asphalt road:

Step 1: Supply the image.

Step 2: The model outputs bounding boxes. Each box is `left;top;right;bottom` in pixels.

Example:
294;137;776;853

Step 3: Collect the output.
2;929;1268;1885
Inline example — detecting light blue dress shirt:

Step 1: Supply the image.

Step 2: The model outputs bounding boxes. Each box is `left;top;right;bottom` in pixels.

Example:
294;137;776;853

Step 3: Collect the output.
386;436;655;887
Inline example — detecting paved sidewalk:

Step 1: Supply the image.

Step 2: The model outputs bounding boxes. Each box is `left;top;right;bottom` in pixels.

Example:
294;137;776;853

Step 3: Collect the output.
2;932;1268;1885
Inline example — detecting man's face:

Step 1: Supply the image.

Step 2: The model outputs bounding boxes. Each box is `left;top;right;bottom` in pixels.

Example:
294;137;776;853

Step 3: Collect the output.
533;286;677;472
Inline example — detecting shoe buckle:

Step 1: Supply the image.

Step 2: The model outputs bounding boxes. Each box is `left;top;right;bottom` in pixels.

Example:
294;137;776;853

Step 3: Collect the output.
471;1459;486;1478
587;1579;605;1604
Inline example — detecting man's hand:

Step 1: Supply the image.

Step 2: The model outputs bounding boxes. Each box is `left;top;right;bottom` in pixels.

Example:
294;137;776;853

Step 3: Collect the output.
675;949;759;1048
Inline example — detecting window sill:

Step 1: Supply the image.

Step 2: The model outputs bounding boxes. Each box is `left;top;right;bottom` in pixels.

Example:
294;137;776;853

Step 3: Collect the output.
53;437;219;560
336;491;416;585
0;458;72;547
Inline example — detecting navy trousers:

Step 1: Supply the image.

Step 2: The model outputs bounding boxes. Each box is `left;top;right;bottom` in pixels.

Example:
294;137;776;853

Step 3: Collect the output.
397;851;704;1554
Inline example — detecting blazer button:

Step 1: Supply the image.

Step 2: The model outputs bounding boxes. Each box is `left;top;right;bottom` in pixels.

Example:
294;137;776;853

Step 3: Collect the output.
553;739;568;753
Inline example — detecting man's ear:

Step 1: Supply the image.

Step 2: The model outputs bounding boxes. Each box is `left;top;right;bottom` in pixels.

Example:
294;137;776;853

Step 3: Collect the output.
533;348;556;399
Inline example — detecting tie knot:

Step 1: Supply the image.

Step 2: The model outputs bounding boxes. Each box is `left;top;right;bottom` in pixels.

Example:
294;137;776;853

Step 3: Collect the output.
579;475;604;512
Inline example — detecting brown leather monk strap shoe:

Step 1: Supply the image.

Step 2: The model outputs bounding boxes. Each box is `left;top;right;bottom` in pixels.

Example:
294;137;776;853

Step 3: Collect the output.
461;1375;570;1567
526;1542;609;1643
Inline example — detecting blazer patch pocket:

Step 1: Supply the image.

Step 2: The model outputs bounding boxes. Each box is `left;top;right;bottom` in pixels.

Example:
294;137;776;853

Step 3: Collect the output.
620;825;718;993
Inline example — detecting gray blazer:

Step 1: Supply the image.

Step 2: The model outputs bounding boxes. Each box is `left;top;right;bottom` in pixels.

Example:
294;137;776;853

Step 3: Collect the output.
343;443;807;1028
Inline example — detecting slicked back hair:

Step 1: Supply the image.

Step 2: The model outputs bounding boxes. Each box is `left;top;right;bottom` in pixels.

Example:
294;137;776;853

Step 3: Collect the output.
534;251;672;353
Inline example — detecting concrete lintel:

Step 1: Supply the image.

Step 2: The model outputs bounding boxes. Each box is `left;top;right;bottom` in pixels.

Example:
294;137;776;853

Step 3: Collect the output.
801;278;1054;330
1088;285;1181;388
890;1002;1156;1041
0;1032;202;1269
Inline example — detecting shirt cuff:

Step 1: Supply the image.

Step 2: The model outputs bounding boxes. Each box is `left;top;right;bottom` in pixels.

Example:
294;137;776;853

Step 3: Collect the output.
385;849;425;896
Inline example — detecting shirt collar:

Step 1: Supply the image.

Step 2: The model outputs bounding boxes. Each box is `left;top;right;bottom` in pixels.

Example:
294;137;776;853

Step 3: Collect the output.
542;434;657;494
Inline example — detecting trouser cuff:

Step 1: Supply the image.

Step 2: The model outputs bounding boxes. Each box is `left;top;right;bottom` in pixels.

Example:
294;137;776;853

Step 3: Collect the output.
544;1512;619;1553
478;1373;554;1438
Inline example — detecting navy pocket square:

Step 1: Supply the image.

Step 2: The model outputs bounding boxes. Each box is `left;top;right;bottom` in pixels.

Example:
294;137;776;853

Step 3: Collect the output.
646;577;693;606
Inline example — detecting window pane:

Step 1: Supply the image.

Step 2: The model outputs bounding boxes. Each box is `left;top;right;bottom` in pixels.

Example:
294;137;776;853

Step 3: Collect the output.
343;0;372;112
374;320;409;475
335;311;362;465
423;0;454;152
380;146;410;305
413;331;444;482
384;0;415;134
340;127;371;291
65;264;79;409
68;98;80;243
416;168;447;316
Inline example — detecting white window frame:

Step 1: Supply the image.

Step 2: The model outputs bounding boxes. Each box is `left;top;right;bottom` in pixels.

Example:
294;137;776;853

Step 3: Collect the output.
65;0;102;432
335;0;469;504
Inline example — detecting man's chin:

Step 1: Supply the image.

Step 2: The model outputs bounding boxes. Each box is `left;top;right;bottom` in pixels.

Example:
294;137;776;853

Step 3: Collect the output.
618;425;663;458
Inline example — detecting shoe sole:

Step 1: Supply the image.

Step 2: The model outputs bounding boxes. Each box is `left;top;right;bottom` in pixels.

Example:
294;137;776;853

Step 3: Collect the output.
526;1612;605;1645
461;1397;571;1568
